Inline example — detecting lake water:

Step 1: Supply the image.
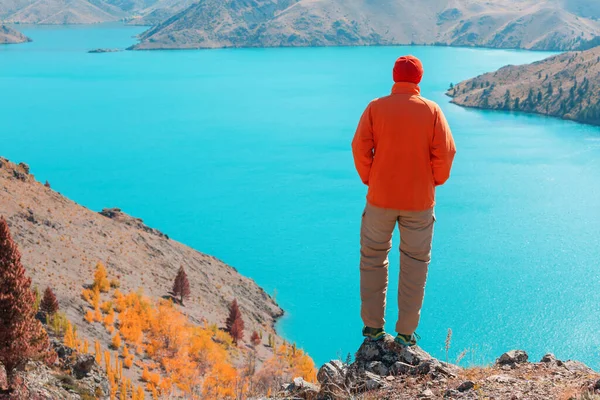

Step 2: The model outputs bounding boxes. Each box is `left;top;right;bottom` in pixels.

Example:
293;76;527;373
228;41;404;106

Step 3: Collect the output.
2;24;600;368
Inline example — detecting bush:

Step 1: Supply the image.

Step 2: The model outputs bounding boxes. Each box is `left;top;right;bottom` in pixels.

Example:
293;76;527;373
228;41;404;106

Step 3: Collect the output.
47;312;70;336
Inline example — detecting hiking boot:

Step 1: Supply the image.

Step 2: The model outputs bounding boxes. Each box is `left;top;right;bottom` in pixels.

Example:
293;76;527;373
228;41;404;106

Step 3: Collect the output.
362;326;385;341
395;332;420;347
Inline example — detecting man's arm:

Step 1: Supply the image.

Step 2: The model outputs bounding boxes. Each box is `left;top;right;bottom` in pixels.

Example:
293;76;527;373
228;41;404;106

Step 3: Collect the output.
352;103;375;185
431;106;456;186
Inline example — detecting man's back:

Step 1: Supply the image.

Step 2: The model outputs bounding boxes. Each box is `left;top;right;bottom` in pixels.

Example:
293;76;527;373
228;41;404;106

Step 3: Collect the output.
352;81;456;211
353;55;457;346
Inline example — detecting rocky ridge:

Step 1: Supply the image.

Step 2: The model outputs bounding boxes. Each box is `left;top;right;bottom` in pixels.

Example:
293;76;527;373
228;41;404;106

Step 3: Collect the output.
279;335;600;399
448;46;600;126
131;0;600;51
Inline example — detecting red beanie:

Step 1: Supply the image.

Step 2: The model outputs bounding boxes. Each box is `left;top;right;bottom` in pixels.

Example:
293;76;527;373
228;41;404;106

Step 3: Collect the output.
393;55;424;84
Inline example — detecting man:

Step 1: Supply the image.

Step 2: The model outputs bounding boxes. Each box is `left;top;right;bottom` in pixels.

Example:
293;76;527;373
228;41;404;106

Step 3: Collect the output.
352;55;456;346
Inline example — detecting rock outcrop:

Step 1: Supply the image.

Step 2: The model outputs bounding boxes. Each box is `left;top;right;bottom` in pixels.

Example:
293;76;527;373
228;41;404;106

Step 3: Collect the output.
315;335;459;399
279;340;600;399
447;46;600;127
0;340;109;399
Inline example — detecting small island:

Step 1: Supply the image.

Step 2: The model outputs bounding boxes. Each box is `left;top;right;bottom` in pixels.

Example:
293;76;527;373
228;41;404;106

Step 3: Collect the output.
88;48;122;53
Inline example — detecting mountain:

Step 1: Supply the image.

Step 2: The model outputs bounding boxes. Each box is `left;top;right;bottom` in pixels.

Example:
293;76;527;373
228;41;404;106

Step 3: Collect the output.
131;0;600;50
0;24;30;43
0;157;284;361
447;46;600;126
0;0;189;24
0;0;125;23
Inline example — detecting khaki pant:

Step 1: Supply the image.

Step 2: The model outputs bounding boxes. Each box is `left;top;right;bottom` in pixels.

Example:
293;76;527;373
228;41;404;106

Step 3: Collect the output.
360;203;435;335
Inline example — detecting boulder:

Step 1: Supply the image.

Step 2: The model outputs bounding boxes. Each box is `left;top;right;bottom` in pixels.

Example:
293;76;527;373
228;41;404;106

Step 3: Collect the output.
562;360;593;373
317;360;348;399
365;361;388;376
540;353;557;363
390;361;412;375
51;339;74;362
72;355;95;379
457;380;474;392
283;377;319;400
496;350;528;366
317;360;346;385
18;162;30;174
363;371;385;391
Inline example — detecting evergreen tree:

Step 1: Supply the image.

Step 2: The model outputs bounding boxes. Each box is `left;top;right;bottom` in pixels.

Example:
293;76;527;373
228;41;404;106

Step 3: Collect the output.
0;218;55;390
250;331;261;347
514;97;520;110
225;299;244;345
40;287;59;315
171;266;191;306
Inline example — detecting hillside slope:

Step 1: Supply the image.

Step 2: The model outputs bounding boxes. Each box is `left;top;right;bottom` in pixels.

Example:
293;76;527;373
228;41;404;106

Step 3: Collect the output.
447;46;600;126
0;157;284;363
0;24;30;43
132;0;600;50
0;0;184;24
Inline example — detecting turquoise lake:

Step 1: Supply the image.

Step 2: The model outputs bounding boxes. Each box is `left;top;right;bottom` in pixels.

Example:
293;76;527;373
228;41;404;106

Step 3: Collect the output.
2;24;600;368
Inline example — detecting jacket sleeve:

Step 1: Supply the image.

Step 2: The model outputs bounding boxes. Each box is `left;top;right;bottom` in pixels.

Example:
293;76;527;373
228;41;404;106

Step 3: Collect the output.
431;106;456;186
352;103;375;186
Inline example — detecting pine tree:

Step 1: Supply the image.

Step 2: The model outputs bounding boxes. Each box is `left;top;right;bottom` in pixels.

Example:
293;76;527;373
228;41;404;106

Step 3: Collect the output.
225;299;244;345
171;266;191;305
250;331;261;347
0;218;55;390
40;287;59;315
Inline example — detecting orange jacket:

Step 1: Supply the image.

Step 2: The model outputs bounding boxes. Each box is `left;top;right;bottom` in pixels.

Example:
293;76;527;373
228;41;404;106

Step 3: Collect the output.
352;82;456;211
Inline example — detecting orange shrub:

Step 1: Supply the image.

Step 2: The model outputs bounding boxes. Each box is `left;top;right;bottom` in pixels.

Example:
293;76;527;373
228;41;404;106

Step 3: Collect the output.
111;333;121;350
84;310;95;323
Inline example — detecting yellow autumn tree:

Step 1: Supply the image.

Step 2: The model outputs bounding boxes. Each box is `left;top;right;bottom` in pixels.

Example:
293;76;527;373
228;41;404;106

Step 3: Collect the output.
64;321;76;348
95;340;102;364
93;262;110;292
111;333;121;350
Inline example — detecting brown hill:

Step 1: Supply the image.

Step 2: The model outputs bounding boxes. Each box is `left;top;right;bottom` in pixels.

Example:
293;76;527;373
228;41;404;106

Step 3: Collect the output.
0;157;284;366
447;46;600;126
0;24;30;43
132;0;600;50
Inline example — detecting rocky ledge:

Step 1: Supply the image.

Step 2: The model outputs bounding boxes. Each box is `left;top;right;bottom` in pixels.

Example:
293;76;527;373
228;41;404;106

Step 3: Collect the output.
280;335;600;399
